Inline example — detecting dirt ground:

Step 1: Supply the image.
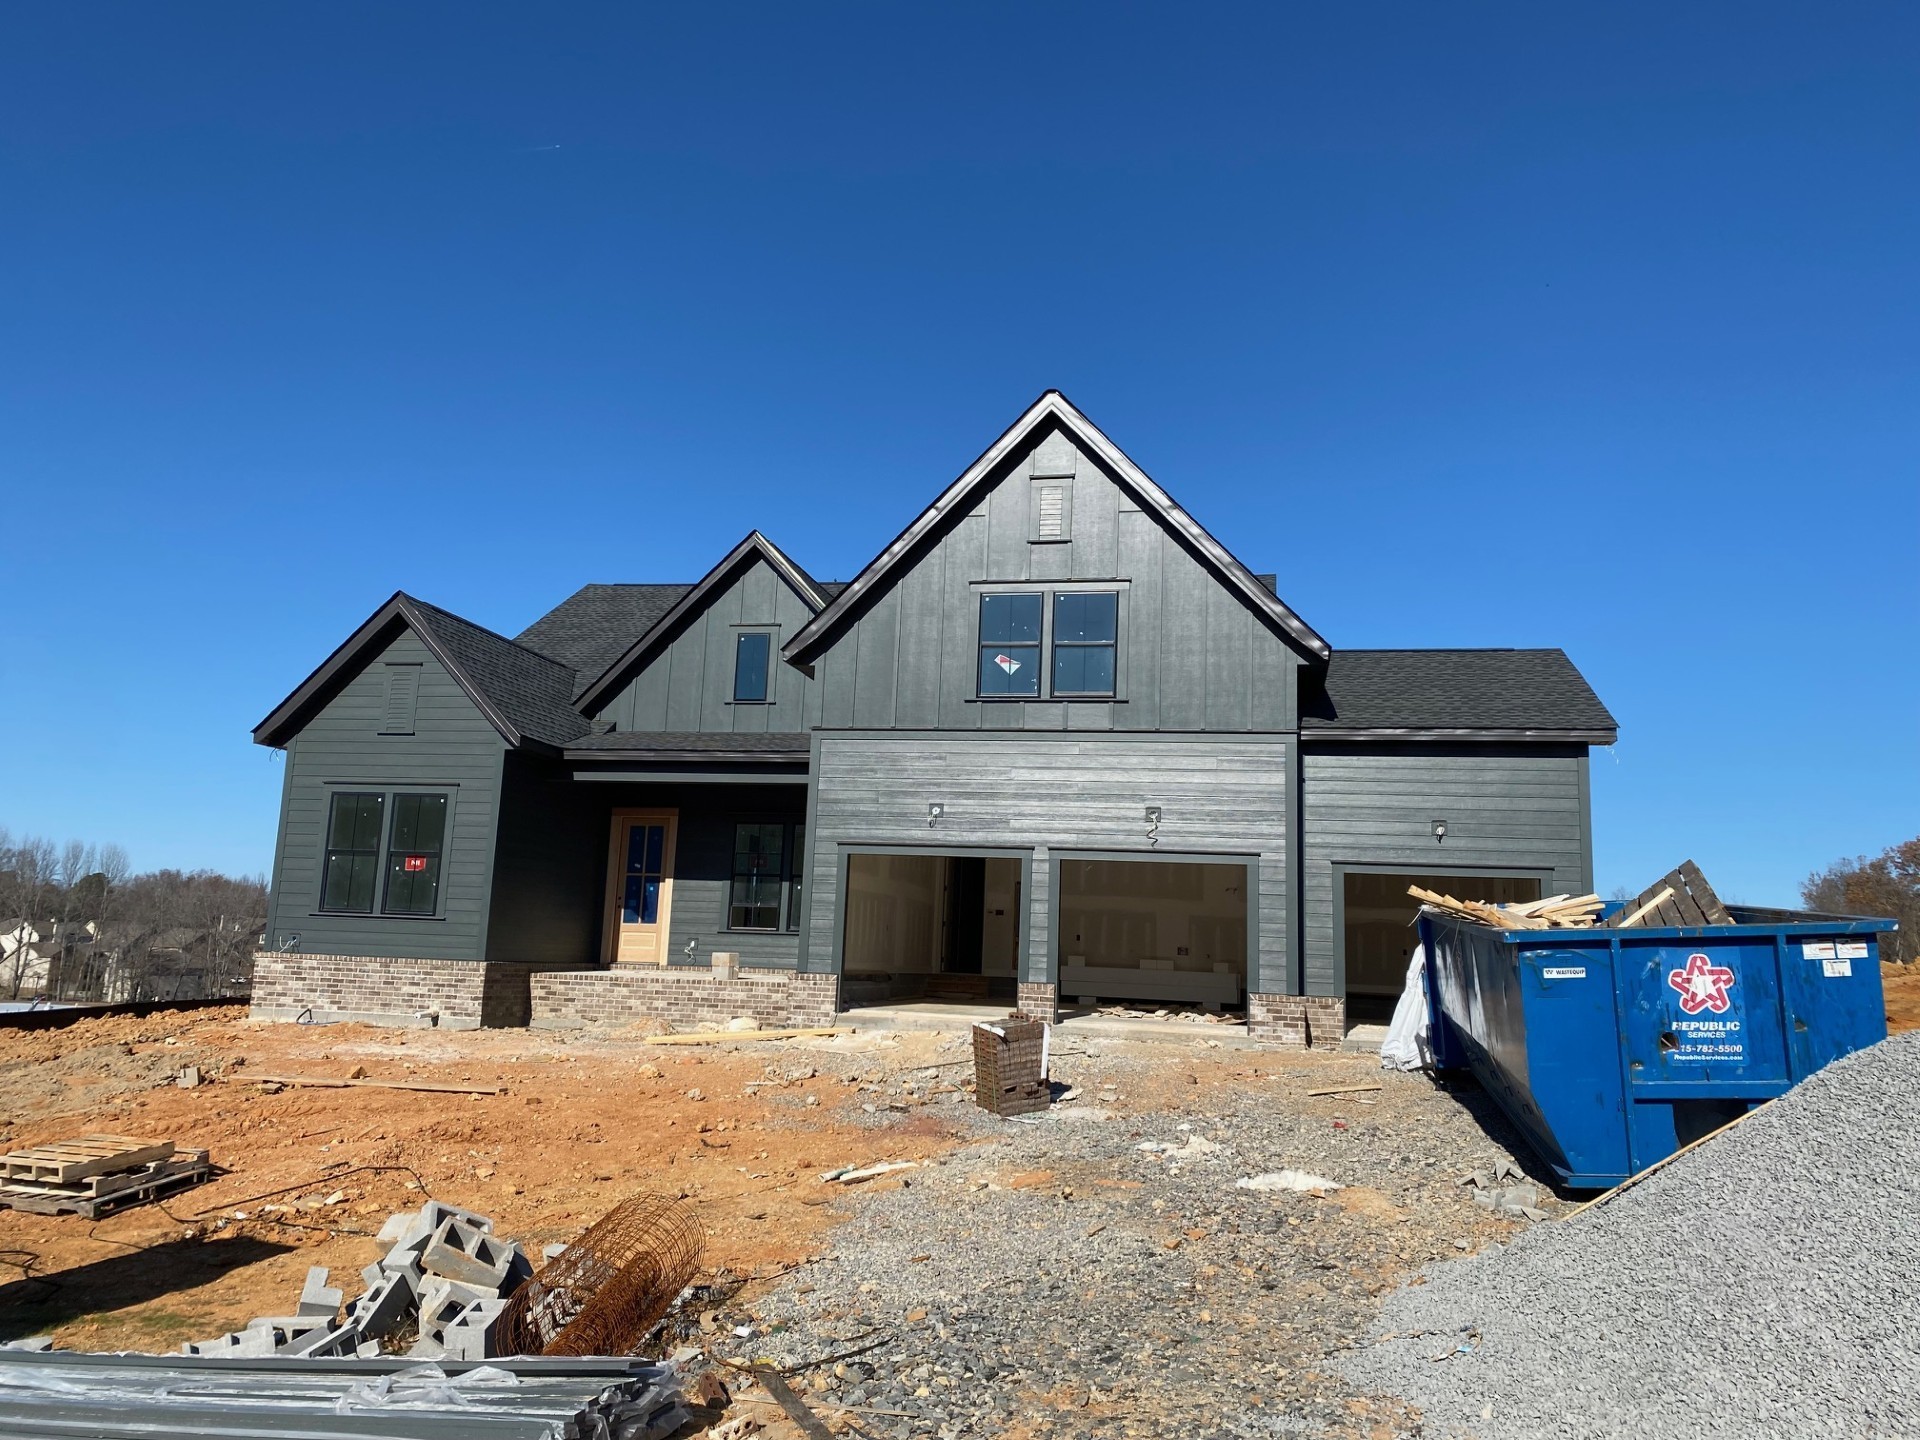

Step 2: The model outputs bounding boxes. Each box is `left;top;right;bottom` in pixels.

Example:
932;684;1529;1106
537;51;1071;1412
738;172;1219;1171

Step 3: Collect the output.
0;1007;967;1354
1883;961;1920;1033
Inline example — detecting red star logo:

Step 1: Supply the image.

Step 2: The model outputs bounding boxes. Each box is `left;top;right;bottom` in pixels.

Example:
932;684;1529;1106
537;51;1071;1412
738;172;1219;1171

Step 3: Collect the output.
1667;952;1736;1014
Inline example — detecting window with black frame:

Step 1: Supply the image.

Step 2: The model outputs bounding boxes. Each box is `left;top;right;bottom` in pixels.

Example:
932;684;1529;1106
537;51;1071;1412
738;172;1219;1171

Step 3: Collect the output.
1052;592;1118;697
383;792;449;915
977;592;1041;697
734;631;772;703
320;792;385;913
787;824;804;932
730;822;787;929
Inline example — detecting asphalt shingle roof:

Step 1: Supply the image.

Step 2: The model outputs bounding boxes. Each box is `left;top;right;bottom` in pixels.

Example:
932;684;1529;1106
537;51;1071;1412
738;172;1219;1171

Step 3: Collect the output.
406;598;591;747
1300;649;1616;736
567;730;812;755
514;584;694;681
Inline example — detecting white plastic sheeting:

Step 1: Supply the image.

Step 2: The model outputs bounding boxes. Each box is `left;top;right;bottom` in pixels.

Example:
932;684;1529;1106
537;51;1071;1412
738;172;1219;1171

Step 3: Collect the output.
1379;943;1433;1071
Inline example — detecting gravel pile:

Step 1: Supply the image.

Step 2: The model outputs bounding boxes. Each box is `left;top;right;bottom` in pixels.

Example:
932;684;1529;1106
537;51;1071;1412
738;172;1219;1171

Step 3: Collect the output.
1342;1031;1920;1439
731;1039;1549;1439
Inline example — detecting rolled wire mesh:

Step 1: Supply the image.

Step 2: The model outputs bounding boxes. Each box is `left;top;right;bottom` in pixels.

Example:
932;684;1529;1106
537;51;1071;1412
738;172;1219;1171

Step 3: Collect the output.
496;1191;704;1357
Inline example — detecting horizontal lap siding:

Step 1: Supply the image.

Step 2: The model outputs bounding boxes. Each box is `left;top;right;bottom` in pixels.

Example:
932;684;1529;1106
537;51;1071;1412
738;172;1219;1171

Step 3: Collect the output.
1300;748;1591;996
267;628;505;962
805;734;1291;992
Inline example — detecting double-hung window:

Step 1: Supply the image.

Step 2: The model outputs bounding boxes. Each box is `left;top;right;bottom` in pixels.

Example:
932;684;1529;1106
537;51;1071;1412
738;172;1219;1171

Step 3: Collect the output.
729;820;804;931
977;593;1042;697
733;632;772;703
1051;592;1118;697
319;789;450;916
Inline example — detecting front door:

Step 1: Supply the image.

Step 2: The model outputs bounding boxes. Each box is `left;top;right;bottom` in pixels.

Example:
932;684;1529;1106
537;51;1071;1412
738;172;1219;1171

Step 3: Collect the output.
608;811;676;965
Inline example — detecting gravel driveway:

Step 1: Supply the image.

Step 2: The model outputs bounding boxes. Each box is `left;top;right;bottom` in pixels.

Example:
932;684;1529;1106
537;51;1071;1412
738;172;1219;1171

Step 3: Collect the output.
712;1034;1554;1439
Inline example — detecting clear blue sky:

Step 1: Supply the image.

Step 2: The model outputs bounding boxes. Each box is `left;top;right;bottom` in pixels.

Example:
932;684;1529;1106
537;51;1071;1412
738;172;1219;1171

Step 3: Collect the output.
2;4;1915;904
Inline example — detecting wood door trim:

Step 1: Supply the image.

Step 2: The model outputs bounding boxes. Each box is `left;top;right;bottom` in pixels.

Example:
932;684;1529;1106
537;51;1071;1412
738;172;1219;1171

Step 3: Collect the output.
603;809;679;966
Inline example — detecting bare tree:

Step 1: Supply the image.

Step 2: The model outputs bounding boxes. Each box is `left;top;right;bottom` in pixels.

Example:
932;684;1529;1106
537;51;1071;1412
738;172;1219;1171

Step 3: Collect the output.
1802;836;1920;965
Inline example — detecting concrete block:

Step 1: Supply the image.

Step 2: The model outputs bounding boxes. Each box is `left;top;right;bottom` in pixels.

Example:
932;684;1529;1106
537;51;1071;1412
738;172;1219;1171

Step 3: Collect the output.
440;1298;510;1361
355;1339;384;1359
405;1334;448;1360
375;1210;420;1246
361;1262;386;1291
418;1201;493;1235
418;1277;490;1342
279;1323;358;1357
379;1229;433;1279
353;1267;420;1340
298;1266;344;1318
541;1243;568;1262
421;1218;517;1291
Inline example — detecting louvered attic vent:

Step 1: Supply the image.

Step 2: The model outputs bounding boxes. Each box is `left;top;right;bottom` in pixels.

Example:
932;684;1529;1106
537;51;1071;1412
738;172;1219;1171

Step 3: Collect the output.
1036;485;1066;540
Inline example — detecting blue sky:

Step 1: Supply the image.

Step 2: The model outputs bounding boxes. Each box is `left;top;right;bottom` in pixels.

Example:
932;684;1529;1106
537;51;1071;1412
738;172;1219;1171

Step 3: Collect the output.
1;4;1915;903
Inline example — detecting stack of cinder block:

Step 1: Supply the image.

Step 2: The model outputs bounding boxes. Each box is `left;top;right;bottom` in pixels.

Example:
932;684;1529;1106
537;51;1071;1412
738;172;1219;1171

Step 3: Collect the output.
181;1201;533;1361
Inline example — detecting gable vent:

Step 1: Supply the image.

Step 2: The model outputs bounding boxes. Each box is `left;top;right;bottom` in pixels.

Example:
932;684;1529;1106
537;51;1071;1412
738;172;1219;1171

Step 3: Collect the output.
1036;485;1066;540
381;664;420;735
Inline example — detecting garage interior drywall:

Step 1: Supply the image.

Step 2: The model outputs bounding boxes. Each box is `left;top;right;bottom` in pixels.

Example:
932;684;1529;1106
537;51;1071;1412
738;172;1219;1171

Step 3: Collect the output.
1342;871;1544;998
1057;858;1248;1008
841;853;1021;1002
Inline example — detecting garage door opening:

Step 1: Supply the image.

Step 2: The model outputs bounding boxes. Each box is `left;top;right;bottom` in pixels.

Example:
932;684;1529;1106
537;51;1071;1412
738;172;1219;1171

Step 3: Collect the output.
1059;858;1248;1013
1342;871;1543;1021
840;853;1022;1007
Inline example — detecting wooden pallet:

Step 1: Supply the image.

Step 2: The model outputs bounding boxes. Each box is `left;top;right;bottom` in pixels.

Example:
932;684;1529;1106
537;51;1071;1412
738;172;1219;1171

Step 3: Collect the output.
1605;859;1733;929
0;1135;175;1185
0;1149;211;1219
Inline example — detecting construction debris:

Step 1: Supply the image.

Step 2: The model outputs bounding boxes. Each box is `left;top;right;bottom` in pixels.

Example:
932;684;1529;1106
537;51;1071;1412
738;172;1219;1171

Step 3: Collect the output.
245;1073;504;1094
0;1348;689;1440
972;1017;1050;1117
1408;886;1605;930
1603;858;1733;929
1458;1162;1549;1222
496;1191;705;1357
645;1027;848;1045
0;1135;211;1218
183;1199;533;1360
1236;1170;1343;1193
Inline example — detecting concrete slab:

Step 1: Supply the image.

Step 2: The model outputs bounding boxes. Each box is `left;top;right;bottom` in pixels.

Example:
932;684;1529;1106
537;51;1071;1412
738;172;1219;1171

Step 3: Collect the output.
843;1003;1266;1050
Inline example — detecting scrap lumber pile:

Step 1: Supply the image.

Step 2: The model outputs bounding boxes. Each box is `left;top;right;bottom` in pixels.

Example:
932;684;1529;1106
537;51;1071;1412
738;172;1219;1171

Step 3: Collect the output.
181;1190;702;1363
0;1135;210;1219
1602;859;1733;929
0;1348;690;1440
1408;886;1605;930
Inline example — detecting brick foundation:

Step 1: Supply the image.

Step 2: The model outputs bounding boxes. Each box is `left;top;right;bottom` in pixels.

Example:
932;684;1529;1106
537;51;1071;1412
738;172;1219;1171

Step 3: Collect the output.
250;952;536;1030
530;966;841;1031
1248;993;1347;1051
1015;981;1059;1024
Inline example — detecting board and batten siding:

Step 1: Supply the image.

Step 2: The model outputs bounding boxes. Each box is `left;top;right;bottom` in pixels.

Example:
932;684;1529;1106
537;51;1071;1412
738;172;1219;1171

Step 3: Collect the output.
1299;744;1593;996
802;732;1294;993
265;626;506;962
594;558;821;734
807;422;1305;734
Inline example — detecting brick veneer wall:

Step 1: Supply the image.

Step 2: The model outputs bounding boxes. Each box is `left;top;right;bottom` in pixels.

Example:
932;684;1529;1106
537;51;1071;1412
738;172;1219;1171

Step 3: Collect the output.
530;966;842;1031
1247;993;1346;1050
1015;982;1059;1024
251;952;536;1030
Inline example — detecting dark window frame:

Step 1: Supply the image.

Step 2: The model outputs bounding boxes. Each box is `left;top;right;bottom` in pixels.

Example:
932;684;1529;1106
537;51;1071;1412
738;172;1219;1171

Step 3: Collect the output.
1050;591;1119;698
380;791;450;917
316;787;453;919
976;592;1043;699
733;631;773;704
320;791;386;915
726;819;806;933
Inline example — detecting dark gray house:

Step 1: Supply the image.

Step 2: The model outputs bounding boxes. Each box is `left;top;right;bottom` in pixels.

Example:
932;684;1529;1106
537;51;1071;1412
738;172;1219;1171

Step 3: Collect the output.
251;392;1615;1047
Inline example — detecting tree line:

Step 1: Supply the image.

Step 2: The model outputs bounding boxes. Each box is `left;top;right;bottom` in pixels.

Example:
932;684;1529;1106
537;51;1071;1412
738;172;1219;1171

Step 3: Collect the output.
0;828;267;1003
1802;834;1918;965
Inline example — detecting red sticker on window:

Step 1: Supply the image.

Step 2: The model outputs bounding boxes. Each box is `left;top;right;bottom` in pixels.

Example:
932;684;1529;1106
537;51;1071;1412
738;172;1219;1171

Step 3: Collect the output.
403;855;428;872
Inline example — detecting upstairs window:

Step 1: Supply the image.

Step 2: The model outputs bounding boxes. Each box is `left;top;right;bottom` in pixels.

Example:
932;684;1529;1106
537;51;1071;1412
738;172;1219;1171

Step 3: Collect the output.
734;632;772;703
978;593;1041;697
1052;592;1118;697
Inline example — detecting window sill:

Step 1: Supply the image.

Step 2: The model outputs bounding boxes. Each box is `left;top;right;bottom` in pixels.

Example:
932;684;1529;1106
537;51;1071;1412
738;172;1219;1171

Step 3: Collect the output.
965;696;1124;704
723;927;799;936
309;912;446;922
724;700;775;706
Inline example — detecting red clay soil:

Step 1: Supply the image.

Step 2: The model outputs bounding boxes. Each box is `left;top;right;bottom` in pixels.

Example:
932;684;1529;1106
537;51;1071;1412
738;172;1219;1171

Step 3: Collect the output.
1883;961;1920;1035
0;1007;967;1353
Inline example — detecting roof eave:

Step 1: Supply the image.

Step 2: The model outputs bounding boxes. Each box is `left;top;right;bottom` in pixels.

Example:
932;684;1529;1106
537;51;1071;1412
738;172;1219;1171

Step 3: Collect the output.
561;747;811;765
1302;726;1618;744
783;390;1332;667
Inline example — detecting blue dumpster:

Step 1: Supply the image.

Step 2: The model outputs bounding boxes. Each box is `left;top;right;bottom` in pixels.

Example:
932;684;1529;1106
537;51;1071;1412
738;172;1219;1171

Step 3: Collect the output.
1419;904;1897;1188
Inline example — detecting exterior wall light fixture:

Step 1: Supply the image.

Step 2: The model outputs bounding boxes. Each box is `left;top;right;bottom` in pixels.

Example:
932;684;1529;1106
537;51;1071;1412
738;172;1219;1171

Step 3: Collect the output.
928;802;944;828
1145;805;1163;845
1432;819;1448;842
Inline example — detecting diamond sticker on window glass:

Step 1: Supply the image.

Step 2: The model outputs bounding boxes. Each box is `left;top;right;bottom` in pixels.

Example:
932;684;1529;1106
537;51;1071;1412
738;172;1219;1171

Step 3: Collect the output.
994;653;1022;674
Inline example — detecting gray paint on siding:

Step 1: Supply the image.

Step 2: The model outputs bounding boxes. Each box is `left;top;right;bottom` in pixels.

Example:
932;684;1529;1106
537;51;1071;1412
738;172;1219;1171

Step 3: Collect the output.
599;557;818;736
804;732;1292;991
805;422;1309;733
265;627;505;962
485;753;607;965
1300;743;1592;996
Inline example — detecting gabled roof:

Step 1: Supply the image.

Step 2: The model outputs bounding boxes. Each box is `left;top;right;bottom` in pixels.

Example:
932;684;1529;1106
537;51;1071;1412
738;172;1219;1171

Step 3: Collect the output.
515;584;693;678
572;532;830;714
783;390;1331;667
252;593;589;751
1300;649;1618;741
